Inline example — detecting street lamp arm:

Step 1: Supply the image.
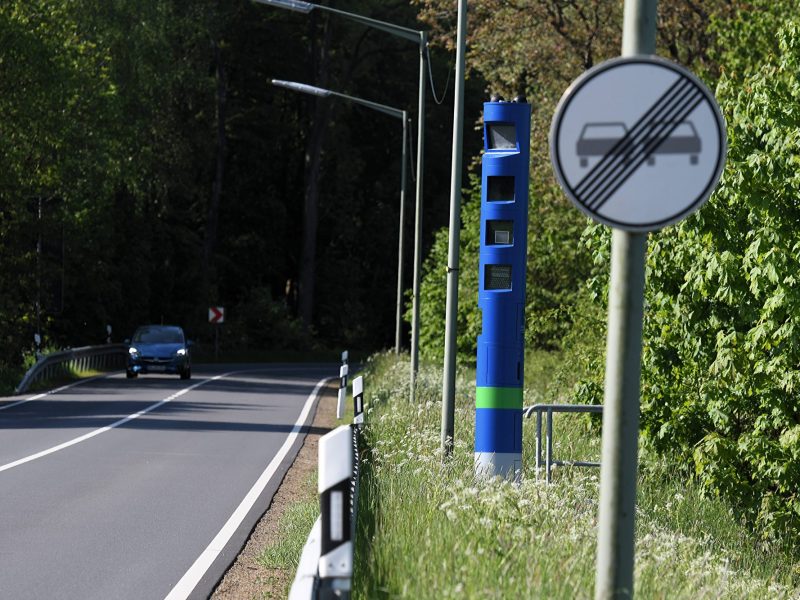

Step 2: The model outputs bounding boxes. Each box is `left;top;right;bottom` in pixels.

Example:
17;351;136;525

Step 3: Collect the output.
270;79;404;120
315;4;422;44
328;89;404;119
271;79;330;97
251;0;313;14
252;0;421;43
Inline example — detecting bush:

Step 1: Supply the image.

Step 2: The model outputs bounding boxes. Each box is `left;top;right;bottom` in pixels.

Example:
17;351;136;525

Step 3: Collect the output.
638;20;800;536
225;286;312;351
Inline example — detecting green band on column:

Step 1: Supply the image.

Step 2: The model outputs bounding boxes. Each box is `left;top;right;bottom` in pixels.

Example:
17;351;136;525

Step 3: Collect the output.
476;387;523;409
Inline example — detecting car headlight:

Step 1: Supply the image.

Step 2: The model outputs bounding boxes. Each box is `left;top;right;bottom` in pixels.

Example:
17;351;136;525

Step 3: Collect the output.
176;348;187;356
128;347;139;355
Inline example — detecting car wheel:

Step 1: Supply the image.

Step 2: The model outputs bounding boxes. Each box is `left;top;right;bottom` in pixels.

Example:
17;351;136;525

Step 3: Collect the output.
180;368;191;380
126;369;137;379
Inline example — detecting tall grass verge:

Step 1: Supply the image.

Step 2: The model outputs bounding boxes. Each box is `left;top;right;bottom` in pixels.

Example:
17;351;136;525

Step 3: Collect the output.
354;352;798;599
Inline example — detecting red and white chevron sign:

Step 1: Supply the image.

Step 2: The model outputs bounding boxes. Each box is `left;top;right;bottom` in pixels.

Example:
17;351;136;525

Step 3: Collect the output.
208;306;225;324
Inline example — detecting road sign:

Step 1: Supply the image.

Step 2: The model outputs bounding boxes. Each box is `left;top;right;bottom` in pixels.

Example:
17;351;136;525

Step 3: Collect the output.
550;56;726;232
208;306;225;324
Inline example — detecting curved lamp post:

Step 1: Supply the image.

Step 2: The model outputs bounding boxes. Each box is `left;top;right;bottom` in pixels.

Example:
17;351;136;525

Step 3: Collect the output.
255;0;427;395
271;79;409;353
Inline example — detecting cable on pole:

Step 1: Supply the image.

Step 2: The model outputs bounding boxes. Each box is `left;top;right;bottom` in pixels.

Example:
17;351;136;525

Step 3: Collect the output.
426;43;452;106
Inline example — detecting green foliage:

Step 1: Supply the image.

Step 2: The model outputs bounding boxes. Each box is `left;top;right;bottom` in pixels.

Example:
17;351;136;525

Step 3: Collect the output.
224;287;311;352
411;0;737;364
258;496;318;570
1;0;443;376
638;19;800;536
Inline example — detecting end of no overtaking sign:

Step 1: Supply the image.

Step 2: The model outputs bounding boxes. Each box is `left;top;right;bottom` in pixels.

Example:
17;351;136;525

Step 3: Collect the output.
549;56;727;232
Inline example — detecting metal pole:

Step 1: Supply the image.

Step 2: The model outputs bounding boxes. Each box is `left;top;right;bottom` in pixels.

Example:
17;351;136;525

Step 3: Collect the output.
395;112;409;354
440;1;467;455
410;32;427;400
546;408;553;484
594;6;655;595
536;410;542;473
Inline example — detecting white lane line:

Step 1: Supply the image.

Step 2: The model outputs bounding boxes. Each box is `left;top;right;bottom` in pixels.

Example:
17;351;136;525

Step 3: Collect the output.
0;374;114;412
164;376;332;600
0;372;236;474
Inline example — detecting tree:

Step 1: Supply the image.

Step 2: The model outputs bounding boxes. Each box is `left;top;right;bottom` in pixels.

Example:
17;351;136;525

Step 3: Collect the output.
640;9;800;537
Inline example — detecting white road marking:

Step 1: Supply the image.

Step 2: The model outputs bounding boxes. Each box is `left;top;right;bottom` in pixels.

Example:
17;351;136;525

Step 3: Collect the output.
0;372;235;473
164;376;331;600
0;374;113;412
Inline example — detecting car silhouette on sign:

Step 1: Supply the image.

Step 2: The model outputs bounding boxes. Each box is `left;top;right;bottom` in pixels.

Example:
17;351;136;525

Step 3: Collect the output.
576;121;701;167
644;121;701;165
576;122;628;167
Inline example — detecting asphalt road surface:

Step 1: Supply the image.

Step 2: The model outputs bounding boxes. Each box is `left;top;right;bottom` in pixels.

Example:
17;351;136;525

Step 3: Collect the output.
0;364;334;600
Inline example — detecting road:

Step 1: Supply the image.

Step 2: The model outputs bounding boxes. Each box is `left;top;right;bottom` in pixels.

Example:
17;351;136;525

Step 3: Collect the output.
0;364;333;600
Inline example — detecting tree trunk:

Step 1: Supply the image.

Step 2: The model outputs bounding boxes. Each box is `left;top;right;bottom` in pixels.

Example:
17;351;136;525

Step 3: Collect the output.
202;39;227;302
297;15;334;332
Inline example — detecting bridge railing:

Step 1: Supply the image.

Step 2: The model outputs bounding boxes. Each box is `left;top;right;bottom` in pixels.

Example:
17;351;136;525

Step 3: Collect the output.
15;344;128;395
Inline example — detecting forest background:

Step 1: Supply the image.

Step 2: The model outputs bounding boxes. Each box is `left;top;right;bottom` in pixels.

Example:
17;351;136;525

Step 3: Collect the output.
2;1;799;536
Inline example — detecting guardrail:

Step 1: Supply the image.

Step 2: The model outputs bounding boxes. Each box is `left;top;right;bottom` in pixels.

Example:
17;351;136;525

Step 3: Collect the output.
290;352;362;600
15;344;128;395
523;403;603;483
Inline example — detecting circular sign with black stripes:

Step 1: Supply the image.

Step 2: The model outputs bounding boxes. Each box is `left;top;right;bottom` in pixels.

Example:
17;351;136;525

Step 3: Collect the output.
550;56;726;232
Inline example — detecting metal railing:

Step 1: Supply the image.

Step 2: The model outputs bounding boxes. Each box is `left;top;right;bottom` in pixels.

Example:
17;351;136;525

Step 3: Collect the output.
15;344;128;395
524;403;603;483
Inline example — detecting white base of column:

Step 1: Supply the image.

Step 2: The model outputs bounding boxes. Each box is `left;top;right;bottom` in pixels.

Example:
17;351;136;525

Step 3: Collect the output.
474;452;522;482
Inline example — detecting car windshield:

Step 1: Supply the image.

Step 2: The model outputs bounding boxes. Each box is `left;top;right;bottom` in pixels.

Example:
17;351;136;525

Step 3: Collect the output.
132;326;184;344
580;123;627;139
649;122;696;137
668;122;696;136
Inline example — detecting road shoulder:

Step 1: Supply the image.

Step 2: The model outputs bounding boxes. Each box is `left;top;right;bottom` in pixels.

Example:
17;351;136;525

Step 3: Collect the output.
211;381;337;598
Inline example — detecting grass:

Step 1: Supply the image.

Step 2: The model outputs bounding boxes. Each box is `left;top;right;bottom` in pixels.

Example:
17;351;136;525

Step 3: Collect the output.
258;491;319;569
353;351;799;599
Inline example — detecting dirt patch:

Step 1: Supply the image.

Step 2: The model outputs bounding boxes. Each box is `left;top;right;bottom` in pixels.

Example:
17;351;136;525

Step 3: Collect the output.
211;382;338;599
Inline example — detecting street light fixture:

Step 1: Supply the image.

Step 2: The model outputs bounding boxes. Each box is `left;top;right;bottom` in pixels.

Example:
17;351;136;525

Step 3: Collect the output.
271;79;410;354
255;0;427;390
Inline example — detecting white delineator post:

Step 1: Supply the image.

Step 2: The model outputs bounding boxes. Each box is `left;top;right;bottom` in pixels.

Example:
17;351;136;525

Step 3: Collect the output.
352;376;364;425
318;425;354;594
337;364;349;420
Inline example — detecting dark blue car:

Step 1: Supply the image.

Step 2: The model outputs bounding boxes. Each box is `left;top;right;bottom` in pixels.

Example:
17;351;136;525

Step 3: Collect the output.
126;325;191;380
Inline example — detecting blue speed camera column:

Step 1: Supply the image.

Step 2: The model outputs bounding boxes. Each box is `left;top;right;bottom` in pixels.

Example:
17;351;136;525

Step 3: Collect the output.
475;98;531;479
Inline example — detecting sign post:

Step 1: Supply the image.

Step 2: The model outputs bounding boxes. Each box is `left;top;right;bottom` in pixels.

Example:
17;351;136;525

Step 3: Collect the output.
208;306;225;360
549;1;726;597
